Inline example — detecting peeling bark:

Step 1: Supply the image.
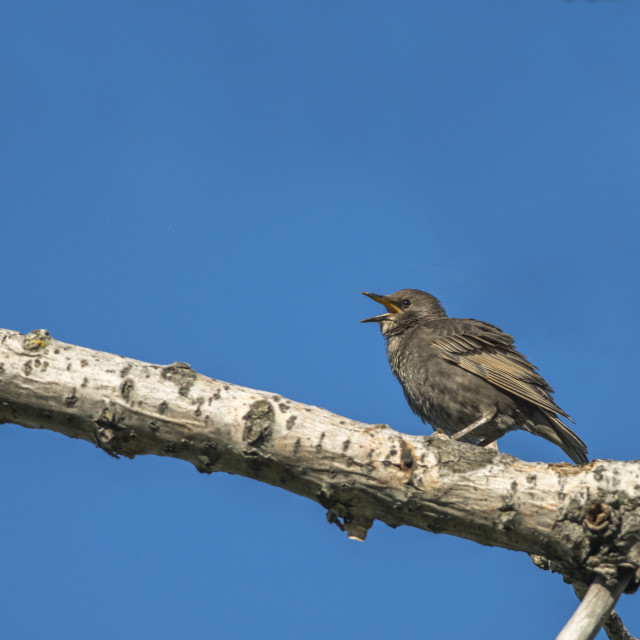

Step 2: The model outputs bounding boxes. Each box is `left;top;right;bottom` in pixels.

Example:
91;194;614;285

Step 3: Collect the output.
1;328;640;602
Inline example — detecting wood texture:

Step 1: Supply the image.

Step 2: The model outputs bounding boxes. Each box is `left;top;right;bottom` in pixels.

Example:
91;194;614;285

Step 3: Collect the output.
1;327;640;597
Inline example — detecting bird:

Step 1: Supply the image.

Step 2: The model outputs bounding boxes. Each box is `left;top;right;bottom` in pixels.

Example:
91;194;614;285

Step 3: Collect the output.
361;289;588;464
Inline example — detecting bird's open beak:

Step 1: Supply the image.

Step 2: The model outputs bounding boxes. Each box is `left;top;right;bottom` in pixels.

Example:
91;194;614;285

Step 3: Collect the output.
360;291;401;323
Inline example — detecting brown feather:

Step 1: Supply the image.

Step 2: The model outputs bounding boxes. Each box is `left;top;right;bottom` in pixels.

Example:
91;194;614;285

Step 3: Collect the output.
433;324;574;422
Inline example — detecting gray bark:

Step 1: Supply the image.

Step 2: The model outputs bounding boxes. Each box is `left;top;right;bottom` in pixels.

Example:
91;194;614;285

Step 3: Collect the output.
1;328;639;637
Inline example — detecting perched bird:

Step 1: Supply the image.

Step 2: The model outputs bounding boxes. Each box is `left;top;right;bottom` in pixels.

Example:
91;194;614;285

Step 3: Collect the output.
361;289;588;464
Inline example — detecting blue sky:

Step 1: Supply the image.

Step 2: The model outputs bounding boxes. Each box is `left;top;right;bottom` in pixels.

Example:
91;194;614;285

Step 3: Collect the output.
2;2;639;638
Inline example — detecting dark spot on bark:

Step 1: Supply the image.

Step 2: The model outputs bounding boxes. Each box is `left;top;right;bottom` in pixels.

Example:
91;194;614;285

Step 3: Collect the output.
247;455;271;475
81;377;89;388
202;441;221;464
286;415;297;430
280;468;296;485
23;360;32;376
316;432;325;453
66;363;72;371
293;438;301;454
161;362;197;397
149;420;159;432
272;395;281;402
80;359;89;367
93;406;134;458
342;439;351;452
400;440;414;469
0;363;5;375
164;442;176;453
120;364;133;378
279;403;289;413
121;379;134;400
242;400;275;448
181;438;193;448
64;388;78;407
158;401;168;414
23;329;52;351
213;389;221;400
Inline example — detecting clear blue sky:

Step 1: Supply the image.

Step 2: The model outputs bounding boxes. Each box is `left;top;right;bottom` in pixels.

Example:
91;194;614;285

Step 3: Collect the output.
2;2;639;638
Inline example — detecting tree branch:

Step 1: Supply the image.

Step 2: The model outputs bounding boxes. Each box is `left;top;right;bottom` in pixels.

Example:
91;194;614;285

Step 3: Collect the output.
558;572;633;640
1;328;639;635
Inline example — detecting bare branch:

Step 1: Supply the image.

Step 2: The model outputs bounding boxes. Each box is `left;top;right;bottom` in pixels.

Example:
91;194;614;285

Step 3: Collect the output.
1;328;639;622
558;572;633;640
570;582;637;640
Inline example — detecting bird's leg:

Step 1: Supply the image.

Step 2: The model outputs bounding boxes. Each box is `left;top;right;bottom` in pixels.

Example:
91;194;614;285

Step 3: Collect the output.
452;407;497;442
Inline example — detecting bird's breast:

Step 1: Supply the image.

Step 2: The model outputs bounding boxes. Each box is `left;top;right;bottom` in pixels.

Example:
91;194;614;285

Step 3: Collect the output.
386;331;502;437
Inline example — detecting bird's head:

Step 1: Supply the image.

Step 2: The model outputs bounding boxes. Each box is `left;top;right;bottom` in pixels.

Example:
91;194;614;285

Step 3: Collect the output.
361;289;447;335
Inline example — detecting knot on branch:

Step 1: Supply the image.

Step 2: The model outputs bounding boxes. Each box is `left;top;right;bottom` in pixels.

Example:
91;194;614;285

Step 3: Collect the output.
580;500;640;594
585;502;610;532
242;400;275;449
93;406;136;459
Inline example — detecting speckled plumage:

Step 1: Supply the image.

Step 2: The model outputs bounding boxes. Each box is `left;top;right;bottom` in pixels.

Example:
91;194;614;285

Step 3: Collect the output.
362;289;588;464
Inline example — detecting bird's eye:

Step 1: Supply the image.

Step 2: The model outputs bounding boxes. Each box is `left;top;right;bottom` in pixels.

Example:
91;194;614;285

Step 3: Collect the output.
402;299;411;307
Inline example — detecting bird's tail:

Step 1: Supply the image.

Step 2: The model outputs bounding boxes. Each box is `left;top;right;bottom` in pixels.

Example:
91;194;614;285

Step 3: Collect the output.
530;414;589;465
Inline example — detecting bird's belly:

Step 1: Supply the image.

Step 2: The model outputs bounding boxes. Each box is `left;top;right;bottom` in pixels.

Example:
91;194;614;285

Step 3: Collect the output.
394;356;505;441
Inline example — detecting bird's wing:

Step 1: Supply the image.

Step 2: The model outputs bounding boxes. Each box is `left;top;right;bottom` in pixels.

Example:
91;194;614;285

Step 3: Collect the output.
430;320;573;421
